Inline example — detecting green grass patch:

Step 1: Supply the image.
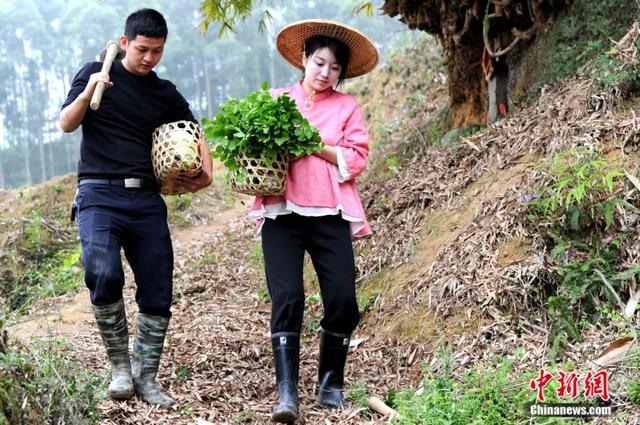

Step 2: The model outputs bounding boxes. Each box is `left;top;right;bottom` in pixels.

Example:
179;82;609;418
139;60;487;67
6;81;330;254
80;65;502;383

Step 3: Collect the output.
0;328;103;424
8;246;83;315
534;0;637;87
387;353;591;424
525;148;638;359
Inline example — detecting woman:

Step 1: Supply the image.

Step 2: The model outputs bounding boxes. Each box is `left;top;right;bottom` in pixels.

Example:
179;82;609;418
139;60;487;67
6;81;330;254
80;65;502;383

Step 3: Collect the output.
250;19;378;423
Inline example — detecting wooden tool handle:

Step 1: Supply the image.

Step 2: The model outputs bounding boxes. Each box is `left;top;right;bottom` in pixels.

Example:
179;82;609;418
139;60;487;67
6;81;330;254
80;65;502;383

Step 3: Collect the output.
368;396;398;418
90;41;119;111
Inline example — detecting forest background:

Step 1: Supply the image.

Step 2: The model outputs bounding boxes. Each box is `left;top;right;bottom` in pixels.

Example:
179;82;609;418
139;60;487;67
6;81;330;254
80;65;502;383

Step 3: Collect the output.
0;0;410;189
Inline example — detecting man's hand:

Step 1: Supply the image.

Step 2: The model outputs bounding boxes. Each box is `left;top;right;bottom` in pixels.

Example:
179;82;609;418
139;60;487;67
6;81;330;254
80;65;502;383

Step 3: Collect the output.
84;71;113;99
175;137;213;193
60;71;113;133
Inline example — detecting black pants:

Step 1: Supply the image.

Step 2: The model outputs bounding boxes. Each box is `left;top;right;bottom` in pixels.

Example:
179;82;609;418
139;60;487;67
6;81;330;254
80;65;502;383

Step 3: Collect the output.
262;213;359;335
76;184;173;317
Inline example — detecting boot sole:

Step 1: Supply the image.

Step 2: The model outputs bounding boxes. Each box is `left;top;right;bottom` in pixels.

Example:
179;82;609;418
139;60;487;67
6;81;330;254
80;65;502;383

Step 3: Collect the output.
315;400;349;409
109;389;134;400
271;411;297;423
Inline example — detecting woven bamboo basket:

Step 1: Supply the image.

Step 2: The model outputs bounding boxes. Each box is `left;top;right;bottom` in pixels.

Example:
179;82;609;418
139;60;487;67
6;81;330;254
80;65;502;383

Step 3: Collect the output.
151;120;203;195
230;152;289;196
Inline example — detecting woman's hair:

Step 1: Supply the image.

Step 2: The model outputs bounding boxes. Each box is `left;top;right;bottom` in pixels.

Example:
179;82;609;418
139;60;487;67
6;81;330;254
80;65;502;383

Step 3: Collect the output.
125;8;168;41
304;35;350;87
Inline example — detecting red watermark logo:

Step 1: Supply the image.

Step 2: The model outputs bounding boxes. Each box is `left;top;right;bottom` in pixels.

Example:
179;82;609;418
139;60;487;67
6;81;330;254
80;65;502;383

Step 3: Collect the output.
529;369;609;402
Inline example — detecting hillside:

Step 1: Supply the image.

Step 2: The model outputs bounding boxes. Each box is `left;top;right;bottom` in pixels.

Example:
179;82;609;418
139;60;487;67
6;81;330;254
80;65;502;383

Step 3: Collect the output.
2;8;640;425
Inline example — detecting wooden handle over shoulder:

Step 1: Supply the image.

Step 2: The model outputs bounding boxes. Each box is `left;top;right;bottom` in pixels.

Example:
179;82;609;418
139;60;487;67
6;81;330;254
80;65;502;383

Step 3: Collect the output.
90;41;119;111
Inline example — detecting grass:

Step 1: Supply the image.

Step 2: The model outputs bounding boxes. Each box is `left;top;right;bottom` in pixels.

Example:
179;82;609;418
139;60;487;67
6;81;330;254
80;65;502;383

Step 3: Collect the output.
523;148;638;359
7;246;83;315
0;329;103;424
384;353;599;425
530;0;637;91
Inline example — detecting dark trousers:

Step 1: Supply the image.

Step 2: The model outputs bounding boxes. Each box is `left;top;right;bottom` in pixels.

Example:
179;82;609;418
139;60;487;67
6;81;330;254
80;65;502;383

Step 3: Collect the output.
261;213;359;335
76;184;173;317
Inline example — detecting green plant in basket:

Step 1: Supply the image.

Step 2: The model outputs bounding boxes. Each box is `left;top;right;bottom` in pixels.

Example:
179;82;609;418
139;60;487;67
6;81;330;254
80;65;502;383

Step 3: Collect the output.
202;82;322;195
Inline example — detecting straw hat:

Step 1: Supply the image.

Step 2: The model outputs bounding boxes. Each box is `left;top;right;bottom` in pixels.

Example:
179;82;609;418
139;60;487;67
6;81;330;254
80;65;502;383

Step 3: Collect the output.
276;19;379;78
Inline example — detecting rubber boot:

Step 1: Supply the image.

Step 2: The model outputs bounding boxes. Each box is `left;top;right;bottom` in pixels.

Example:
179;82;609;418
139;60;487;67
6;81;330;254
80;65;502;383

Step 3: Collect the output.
271;333;300;423
92;299;134;400
131;313;174;407
316;328;350;409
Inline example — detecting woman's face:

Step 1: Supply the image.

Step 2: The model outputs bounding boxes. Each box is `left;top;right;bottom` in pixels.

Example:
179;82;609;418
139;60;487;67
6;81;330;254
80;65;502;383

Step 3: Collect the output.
302;47;342;93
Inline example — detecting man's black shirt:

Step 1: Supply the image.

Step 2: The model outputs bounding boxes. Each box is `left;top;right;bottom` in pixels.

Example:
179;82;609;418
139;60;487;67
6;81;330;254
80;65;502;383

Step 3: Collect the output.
62;60;196;181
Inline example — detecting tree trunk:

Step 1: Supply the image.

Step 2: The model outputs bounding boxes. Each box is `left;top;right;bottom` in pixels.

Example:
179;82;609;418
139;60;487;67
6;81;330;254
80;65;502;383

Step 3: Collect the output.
46;130;54;180
19;67;32;185
0;151;5;189
65;137;74;172
191;59;203;117
204;53;213;118
44;75;54;180
269;50;276;88
446;37;487;127
37;130;47;183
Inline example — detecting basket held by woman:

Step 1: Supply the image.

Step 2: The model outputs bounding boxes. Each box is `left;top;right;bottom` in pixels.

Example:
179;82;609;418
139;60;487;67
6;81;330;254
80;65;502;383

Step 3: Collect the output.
230;152;289;196
203;84;322;197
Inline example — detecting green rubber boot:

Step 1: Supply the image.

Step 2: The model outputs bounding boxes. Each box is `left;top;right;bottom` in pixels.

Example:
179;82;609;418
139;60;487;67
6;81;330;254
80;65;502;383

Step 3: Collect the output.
92;299;134;400
131;313;174;407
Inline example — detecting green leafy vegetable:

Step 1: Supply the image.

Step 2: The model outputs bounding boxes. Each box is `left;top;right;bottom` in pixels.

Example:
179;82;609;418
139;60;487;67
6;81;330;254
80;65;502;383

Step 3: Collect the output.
202;82;322;175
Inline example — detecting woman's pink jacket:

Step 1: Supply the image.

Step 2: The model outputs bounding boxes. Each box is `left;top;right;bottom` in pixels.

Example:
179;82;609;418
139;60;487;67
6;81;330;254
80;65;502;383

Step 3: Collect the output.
250;81;371;238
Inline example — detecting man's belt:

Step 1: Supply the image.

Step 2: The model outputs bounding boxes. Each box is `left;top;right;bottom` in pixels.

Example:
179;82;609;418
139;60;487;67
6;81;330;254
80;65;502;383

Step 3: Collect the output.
78;178;157;189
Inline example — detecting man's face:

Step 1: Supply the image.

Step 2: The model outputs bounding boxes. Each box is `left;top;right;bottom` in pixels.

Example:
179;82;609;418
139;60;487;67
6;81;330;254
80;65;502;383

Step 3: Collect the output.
120;35;165;76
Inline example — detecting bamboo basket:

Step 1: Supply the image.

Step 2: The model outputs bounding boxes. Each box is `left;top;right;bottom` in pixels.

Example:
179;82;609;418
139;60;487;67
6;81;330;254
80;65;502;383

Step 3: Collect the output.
151;120;203;195
230;152;289;196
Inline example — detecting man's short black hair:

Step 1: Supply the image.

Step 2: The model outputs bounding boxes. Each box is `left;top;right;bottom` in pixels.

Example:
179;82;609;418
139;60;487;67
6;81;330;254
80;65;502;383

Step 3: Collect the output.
124;8;168;40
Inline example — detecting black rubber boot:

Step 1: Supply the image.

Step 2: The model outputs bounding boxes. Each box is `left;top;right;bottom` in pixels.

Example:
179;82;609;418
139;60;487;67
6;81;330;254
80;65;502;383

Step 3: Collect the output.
316;328;350;409
271;333;300;423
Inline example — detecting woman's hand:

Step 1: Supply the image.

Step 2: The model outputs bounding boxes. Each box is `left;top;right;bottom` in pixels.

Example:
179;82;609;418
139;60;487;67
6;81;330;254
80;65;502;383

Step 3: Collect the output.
313;144;338;165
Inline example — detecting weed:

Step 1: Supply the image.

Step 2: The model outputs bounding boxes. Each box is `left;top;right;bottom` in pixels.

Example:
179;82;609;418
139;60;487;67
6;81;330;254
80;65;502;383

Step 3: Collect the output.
385;156;401;175
245;242;269;302
25;210;44;253
300;336;312;347
347;379;370;409
526;148;636;358
305;314;322;333
305;292;321;304
535;0;636;85
246;242;263;269
0;335;103;424
628;381;640;402
231;409;255;423
587;41;640;96
165;193;194;227
9;245;83;314
388;354;589;424
257;285;271;303
528;149;626;230
358;288;380;315
200;254;215;265
427;122;443;144
176;364;192;381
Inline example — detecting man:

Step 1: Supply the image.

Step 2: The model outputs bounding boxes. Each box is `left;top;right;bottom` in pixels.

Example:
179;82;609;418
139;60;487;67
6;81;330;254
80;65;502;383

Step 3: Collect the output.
60;8;212;407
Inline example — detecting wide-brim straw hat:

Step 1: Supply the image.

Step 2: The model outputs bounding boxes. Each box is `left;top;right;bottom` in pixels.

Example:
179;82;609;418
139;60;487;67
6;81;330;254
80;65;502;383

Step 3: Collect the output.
276;19;379;79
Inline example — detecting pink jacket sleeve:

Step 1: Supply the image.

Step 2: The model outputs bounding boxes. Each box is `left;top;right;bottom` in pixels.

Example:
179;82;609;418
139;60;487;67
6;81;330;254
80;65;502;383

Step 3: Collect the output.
337;101;369;179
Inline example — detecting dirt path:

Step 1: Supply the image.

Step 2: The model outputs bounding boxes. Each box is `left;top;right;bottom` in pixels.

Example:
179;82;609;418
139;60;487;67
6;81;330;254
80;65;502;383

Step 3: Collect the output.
7;194;399;424
5;197;245;345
